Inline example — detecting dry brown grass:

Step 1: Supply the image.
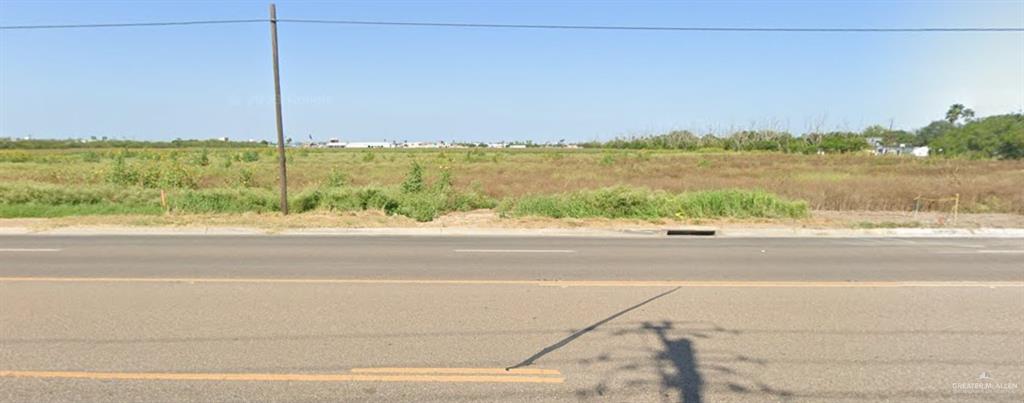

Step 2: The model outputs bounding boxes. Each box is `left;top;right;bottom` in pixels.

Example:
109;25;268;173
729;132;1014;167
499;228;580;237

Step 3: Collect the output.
1;148;1021;213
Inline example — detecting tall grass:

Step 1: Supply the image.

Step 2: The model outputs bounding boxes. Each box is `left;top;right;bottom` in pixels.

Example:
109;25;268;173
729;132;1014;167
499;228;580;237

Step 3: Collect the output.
2;148;1021;216
169;188;279;214
0;181;495;222
292;164;495;222
0;183;163;217
499;187;808;219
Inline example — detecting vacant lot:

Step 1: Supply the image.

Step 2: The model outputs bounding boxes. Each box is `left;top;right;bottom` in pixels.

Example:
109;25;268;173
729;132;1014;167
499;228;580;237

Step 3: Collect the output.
0;148;1021;220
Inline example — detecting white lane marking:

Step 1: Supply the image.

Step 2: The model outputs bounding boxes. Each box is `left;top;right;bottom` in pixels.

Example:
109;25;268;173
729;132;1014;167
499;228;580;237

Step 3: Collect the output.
0;248;61;252
936;249;1024;255
454;249;576;253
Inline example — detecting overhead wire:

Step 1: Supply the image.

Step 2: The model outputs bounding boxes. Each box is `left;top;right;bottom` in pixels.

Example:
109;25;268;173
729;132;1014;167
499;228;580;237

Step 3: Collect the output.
2;18;1021;32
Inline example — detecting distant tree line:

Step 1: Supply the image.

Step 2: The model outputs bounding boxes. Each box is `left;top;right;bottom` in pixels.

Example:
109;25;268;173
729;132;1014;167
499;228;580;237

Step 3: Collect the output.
0;138;267;150
2;105;1021;159
582;105;1023;159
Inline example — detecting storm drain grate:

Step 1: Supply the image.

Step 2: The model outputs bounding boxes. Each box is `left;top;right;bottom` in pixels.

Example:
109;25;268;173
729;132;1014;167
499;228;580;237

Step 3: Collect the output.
666;229;716;236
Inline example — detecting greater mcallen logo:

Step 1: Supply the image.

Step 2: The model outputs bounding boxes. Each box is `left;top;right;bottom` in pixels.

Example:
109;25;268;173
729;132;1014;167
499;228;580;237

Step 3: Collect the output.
951;372;1019;393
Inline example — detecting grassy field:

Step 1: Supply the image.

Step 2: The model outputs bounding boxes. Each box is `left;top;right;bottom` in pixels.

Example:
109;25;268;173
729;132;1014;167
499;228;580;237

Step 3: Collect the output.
0;148;1021;221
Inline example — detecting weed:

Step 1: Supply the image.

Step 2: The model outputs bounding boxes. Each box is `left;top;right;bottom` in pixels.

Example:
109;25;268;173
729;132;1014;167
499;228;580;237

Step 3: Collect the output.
436;165;453;191
401;161;425;193
236;168;256;188
325;168;349;187
169;188;278;214
81;151;102;163
237;150;260;162
500;187;808;220
105;153;138;186
191;149;210;167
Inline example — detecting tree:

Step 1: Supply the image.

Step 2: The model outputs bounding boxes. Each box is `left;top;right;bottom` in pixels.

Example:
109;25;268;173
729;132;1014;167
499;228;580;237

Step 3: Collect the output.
946;104;975;125
931;114;1023;159
916;121;955;145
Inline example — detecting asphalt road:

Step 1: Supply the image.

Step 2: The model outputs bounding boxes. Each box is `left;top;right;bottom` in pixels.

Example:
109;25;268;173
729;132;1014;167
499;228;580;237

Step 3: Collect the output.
1;235;1022;402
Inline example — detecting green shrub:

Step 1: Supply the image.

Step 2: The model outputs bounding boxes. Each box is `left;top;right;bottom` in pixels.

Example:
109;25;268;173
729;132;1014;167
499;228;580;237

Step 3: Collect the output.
191;149;210;167
0;151;32;163
325;168;349;187
106;154;139;186
237;150;260;162
0;183;162;217
289;179;495;222
81;151;102;163
154;163;198;189
673;189;808;219
236;168;256;188
104;154;197;189
401;161;424;193
500;187;807;220
435;166;453;191
169;188;278;213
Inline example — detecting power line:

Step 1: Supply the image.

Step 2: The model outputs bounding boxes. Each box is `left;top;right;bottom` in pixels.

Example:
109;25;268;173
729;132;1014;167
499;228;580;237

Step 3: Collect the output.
0;19;265;30
279;19;1024;32
1;18;1021;32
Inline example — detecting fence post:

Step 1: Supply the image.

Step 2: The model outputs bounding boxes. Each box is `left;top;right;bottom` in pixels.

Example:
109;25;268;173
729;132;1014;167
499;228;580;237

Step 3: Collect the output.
953;193;959;224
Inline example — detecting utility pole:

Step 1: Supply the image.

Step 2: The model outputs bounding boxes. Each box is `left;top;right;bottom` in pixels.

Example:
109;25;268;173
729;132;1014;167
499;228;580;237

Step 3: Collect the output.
269;3;289;214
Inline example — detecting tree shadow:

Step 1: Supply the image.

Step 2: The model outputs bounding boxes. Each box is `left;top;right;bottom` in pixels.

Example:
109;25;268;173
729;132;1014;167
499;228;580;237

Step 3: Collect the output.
644;321;703;403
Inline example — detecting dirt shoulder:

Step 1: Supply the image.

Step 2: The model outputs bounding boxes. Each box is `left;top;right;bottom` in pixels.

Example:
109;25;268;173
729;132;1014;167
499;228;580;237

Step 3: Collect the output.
1;209;1021;233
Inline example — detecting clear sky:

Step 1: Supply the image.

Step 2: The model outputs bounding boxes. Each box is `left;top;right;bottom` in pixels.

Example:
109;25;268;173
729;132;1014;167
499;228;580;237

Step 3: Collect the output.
1;0;1022;143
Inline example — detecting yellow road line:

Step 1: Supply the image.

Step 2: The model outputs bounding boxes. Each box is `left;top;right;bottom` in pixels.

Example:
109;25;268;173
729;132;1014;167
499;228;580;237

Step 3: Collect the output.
351;367;560;375
0;370;564;384
0;277;1020;288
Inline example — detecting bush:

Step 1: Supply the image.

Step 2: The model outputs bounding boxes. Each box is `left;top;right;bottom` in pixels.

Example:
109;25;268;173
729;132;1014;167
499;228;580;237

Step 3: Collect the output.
673;189;808;219
236;168;256;188
105;154;197;189
0;183;162;217
499;187;807;220
106;153;138;186
401;161;424;193
290;181;495;222
325;168;349;187
191;149;210;166
237;150;260;162
169;188;278;214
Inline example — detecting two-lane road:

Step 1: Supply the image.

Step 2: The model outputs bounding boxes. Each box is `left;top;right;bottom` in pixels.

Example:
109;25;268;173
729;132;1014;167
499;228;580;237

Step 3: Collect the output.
1;235;1022;402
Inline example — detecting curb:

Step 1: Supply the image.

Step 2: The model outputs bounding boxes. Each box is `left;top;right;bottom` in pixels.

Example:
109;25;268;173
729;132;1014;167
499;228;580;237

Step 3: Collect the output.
717;228;1024;238
1;226;1023;238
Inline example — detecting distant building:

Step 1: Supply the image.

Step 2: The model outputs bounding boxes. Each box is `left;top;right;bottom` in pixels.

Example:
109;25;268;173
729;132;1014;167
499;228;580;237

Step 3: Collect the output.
346;142;394;149
320;138;395;148
403;142;443;148
325;138;346;148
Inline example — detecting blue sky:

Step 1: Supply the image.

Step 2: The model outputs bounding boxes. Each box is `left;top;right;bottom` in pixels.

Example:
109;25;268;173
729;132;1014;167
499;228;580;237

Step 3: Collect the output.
1;0;1022;143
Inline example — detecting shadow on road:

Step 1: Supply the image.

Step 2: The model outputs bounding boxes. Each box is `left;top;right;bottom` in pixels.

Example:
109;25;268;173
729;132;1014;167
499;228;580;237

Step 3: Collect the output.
645;321;702;403
506;287;680;371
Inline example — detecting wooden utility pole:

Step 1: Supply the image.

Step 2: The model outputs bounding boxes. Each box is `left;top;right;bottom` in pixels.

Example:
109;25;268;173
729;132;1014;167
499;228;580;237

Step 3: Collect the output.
269;3;289;214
